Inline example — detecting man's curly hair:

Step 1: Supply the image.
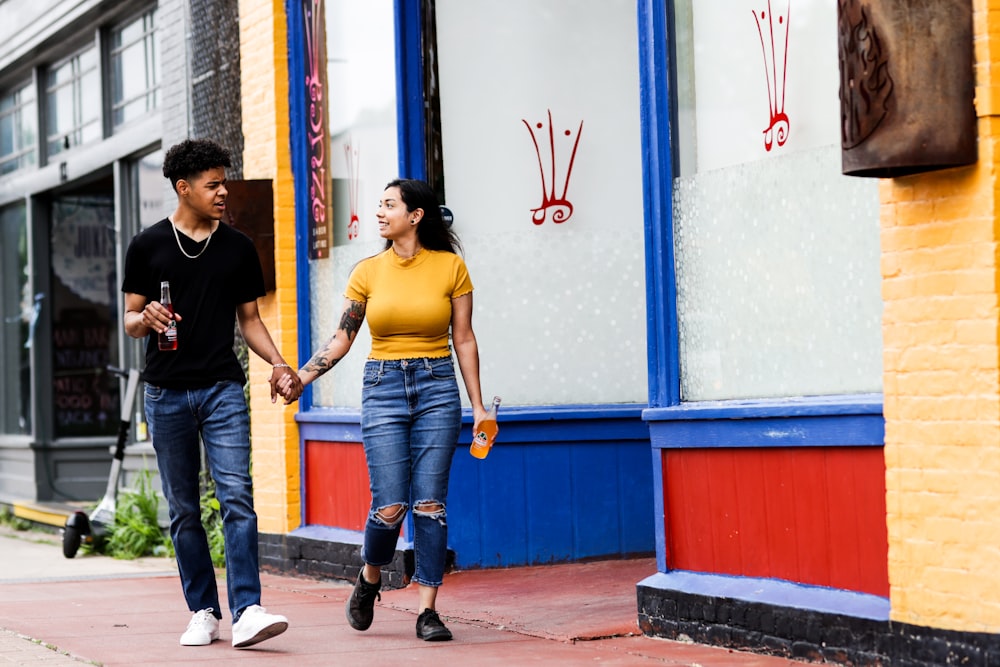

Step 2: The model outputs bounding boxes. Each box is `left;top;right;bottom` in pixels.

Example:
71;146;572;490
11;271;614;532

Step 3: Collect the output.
162;139;232;190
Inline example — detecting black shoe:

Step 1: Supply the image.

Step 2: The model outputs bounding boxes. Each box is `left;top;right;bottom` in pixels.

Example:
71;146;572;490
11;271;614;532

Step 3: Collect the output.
345;570;381;631
415;609;453;641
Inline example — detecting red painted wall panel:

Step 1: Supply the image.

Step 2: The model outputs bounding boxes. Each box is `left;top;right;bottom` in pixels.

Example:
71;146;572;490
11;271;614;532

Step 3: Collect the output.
304;440;370;531
663;447;888;597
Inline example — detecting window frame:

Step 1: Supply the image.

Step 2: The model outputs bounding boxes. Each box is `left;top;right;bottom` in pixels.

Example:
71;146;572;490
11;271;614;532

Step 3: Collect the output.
0;202;32;436
0;77;38;175
108;7;160;131
43;41;103;159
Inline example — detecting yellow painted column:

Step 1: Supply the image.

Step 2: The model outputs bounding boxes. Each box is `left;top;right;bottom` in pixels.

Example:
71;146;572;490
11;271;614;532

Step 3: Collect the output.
238;0;301;533
882;1;1000;632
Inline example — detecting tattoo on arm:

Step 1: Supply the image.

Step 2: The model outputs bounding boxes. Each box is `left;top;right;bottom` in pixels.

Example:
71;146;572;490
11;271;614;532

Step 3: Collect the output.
303;352;340;376
340;301;365;339
301;300;364;377
303;335;341;376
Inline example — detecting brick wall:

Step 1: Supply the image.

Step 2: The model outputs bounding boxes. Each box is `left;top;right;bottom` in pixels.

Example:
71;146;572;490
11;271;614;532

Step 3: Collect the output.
881;1;1000;633
239;0;301;534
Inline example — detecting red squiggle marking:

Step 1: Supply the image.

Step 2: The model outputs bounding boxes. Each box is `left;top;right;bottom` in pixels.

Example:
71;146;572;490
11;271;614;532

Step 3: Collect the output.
522;109;583;225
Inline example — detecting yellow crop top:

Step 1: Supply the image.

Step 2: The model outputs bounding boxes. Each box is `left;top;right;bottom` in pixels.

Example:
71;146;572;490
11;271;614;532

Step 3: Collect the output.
345;248;474;360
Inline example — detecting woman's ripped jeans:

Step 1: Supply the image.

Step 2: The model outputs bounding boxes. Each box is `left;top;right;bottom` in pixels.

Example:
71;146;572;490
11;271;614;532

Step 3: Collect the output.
359;357;461;587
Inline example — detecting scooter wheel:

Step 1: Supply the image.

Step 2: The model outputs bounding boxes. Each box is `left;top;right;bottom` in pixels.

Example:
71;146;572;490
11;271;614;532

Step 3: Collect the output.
62;525;82;559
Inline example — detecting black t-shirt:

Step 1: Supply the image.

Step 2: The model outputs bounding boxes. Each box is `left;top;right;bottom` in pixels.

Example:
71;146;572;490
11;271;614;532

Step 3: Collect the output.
121;218;266;389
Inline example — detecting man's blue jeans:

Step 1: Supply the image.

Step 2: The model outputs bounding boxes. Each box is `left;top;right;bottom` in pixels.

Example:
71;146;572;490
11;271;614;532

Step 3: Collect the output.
145;381;260;621
360;357;461;587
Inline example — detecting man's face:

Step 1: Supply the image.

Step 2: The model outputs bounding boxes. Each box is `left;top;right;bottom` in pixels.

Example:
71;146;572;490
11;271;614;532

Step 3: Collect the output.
180;167;228;220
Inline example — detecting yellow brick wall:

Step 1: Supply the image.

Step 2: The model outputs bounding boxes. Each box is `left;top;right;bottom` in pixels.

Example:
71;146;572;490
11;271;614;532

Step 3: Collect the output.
238;0;301;533
882;1;1000;632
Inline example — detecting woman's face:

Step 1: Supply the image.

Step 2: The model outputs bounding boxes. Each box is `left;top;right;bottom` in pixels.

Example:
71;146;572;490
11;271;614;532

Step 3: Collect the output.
377;186;420;241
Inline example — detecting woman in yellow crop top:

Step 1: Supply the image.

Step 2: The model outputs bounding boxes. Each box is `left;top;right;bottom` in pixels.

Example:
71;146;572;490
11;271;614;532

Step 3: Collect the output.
286;179;486;642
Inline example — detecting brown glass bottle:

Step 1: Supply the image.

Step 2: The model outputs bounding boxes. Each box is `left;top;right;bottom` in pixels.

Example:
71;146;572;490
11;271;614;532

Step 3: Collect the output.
158;281;178;351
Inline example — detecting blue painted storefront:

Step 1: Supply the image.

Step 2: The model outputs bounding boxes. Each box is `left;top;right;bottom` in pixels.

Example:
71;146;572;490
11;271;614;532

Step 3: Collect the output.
298;407;653;568
284;0;656;569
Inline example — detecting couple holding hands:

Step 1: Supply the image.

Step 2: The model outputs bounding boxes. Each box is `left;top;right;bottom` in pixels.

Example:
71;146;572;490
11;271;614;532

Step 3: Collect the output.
123;138;486;648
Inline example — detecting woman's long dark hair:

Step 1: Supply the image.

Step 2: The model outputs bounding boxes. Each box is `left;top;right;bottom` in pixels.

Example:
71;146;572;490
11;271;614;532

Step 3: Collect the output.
383;178;462;254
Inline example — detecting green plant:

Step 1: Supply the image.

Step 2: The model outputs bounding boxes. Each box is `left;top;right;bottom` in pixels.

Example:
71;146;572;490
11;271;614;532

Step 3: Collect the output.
106;468;171;560
97;466;225;567
0;505;31;531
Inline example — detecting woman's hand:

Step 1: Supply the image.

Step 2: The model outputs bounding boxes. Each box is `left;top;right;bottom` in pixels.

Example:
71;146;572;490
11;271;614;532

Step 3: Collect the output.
271;366;303;404
471;403;488;435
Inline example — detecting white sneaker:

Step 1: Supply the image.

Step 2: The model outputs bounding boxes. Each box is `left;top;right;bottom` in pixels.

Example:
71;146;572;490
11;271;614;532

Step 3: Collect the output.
180;608;220;646
231;604;288;648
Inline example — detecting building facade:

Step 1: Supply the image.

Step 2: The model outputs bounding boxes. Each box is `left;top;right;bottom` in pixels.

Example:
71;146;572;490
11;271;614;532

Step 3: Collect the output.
0;0;254;513
275;0;655;576
3;1;1000;664
262;0;1000;663
0;0;167;506
634;1;1000;664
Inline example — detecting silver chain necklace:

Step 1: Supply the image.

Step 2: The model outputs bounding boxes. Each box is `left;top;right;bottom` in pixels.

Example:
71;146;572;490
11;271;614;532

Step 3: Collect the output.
170;219;214;259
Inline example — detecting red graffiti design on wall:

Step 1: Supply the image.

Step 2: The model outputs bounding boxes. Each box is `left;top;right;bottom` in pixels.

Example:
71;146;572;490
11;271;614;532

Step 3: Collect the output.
753;1;791;151
522;109;583;225
344;141;360;240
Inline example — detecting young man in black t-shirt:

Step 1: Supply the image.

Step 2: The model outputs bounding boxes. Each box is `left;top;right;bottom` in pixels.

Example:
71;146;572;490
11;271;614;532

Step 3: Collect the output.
122;139;302;649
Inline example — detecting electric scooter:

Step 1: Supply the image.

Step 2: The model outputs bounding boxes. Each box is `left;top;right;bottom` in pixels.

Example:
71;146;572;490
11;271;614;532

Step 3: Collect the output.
62;365;142;558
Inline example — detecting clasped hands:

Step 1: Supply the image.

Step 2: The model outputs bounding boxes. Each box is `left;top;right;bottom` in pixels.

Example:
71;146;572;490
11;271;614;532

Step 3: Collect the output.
270;366;303;405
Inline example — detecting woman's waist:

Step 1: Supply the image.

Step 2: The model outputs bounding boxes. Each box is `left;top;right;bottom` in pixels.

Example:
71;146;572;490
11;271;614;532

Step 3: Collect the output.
368;332;451;359
365;355;453;368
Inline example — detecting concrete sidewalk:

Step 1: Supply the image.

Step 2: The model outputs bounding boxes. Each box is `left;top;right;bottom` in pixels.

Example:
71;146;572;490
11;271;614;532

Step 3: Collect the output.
0;527;807;666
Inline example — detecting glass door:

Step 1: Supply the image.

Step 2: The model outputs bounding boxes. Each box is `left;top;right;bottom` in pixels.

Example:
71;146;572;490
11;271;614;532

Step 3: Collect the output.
49;178;119;438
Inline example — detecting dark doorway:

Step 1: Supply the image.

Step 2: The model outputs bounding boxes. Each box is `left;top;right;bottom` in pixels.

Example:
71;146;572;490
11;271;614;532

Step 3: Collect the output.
49;175;119;438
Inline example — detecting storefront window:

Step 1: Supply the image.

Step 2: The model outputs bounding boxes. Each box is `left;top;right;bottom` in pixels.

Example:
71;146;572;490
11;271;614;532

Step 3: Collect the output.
671;0;882;401
308;0;399;408
136;149;166;229
0;80;37;175
45;45;101;157
0;204;31;434
50;191;119;438
432;0;646;405
110;8;160;129
309;0;646;408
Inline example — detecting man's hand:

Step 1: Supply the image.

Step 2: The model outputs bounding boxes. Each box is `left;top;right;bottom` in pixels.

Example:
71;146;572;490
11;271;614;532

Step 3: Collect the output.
141;300;182;334
270;366;303;404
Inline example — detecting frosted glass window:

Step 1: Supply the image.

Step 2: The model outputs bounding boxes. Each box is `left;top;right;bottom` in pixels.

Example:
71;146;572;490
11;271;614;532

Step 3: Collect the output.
672;0;882;401
308;0;398;408
433;0;647;406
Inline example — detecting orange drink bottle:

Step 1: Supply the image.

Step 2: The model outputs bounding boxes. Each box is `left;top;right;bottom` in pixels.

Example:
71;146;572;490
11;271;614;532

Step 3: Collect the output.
470;396;502;459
